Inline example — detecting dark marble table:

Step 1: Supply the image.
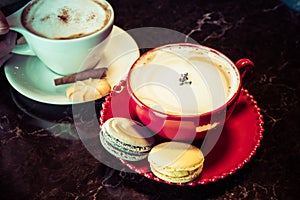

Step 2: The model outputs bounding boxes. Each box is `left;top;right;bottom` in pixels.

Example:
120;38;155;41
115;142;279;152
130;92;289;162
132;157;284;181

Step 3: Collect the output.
1;0;299;199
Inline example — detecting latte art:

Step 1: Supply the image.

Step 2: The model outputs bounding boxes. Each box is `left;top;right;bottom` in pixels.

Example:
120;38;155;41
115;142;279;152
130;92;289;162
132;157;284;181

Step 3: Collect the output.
129;45;239;115
22;0;111;39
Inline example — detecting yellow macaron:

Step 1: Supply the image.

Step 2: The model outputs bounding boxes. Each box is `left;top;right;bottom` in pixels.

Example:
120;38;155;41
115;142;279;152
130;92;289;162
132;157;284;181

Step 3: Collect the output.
148;141;204;183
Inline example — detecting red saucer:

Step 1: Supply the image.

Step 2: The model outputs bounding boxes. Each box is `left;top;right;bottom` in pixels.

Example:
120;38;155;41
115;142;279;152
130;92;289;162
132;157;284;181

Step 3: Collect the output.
100;80;264;186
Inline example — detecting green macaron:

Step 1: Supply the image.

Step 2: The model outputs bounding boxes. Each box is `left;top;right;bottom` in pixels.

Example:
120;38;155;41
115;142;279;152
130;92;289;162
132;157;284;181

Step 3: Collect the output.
100;117;155;161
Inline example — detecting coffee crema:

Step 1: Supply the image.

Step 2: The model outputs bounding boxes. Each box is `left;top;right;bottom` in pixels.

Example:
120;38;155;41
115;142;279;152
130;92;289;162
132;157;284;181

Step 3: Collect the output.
129;45;239;116
22;0;111;39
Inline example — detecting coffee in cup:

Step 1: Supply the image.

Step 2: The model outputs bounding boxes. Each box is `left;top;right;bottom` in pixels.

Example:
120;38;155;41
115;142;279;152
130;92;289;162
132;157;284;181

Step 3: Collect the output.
129;44;238;116
7;0;114;75
127;43;254;140
22;0;112;39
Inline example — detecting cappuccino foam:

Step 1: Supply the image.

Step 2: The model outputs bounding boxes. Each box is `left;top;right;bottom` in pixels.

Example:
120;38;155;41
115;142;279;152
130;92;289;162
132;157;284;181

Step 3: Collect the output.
22;0;111;39
130;45;239;115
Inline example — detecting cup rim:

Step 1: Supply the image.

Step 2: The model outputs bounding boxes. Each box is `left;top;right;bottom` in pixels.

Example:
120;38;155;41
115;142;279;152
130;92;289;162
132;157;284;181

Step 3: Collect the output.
19;0;114;42
127;43;242;118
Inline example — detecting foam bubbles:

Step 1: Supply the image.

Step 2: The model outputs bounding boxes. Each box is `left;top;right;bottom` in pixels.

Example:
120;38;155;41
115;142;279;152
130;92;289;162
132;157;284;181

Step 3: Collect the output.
130;45;237;115
23;0;111;39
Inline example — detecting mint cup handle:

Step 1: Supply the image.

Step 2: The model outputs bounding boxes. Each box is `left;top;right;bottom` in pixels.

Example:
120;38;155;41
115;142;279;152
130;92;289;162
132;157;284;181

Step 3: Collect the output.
11;43;35;56
6;2;36;56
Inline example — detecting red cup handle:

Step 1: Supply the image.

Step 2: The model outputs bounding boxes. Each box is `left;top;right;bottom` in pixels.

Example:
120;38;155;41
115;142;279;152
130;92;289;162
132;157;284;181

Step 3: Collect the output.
235;58;255;80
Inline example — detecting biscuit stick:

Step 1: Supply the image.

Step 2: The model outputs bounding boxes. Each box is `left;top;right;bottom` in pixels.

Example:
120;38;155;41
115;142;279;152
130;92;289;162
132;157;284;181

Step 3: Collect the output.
54;67;107;86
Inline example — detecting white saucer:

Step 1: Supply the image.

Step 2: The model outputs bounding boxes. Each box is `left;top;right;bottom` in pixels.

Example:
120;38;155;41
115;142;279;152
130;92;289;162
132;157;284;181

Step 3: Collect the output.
4;25;140;105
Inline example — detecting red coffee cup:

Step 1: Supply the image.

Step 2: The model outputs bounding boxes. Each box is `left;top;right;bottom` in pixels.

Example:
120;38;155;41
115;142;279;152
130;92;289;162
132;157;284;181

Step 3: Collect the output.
127;43;254;141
